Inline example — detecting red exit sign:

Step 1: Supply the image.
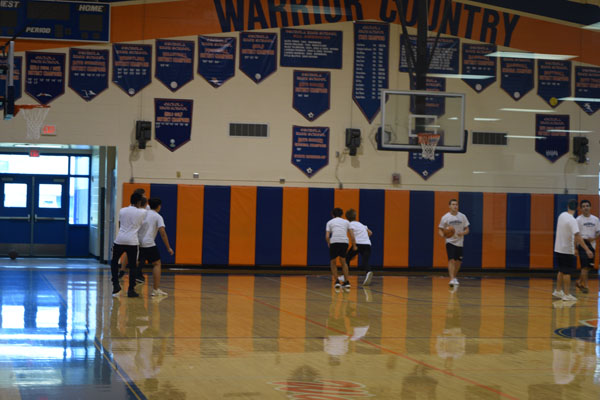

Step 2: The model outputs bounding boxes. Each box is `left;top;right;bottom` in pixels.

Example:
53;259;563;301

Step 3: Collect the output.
29;150;40;157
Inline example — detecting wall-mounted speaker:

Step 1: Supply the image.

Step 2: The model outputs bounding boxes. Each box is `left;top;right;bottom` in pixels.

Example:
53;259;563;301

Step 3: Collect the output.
345;128;361;156
136;120;152;149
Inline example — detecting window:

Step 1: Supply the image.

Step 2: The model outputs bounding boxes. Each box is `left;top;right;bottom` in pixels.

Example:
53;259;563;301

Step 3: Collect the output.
0;155;68;175
4;183;27;208
38;184;62;208
69;156;90;175
69;177;89;224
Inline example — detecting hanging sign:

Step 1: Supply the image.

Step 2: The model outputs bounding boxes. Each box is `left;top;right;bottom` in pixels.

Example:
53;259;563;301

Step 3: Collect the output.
25;52;66;105
408;151;444;180
154;99;194;152
198;36;236;88
400;35;459;74
280;28;342;69
112;44;152;96
535;114;569;162
461;43;496;93
155;39;194;92
574;66;600;116
239;32;277;83
69;48;108;101
293;70;330;121
291;126;329;178
537;60;571;108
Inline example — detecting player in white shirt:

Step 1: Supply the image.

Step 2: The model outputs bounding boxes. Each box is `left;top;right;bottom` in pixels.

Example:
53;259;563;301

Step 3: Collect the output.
438;199;470;287
111;192;147;297
119;188;149;281
575;199;600;294
553;199;593;301
325;208;351;289
345;209;374;286
138;198;174;297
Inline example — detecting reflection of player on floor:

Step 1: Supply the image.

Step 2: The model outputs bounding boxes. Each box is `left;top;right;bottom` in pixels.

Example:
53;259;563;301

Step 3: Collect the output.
326;208;351;289
438;199;469;287
138;198;174;297
575;199;599;294
345;208;374;286
111;192;147;297
553;199;593;302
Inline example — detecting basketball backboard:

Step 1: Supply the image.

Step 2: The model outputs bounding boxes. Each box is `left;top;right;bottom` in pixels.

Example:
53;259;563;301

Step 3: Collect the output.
379;90;467;153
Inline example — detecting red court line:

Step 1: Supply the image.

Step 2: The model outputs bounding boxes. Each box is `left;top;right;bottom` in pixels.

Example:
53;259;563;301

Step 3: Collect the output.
224;283;520;400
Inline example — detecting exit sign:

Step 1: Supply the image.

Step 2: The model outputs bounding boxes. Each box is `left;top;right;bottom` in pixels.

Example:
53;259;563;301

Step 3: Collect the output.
29;149;39;157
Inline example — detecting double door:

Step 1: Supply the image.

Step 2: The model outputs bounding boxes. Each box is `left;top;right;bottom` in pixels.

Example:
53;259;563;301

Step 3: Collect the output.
0;175;69;256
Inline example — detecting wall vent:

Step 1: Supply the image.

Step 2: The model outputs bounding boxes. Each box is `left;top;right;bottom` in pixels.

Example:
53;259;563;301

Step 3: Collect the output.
229;123;269;137
472;131;507;145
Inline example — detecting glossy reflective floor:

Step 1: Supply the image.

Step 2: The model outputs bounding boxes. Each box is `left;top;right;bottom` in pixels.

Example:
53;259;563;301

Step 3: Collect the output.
0;260;599;399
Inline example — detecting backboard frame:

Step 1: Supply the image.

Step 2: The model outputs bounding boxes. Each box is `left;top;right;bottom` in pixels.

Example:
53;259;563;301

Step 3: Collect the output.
380;89;467;153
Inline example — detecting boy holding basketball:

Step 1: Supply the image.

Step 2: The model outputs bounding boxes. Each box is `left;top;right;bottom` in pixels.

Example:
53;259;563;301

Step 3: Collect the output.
326;208;351;289
438;199;470;287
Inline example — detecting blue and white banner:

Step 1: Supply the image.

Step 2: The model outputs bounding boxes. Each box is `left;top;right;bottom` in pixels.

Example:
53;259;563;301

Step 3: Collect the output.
408;151;444;180
537;60;571;108
410;77;446;117
69;48;108;101
535;114;569;163
25;52;65;105
112;44;152;96
280;28;342;69
291;126;329;178
400;36;459;74
0;56;22;106
353;22;389;123
154;99;193;152
198;36;236;88
155;39;194;92
293;70;330;121
575;66;600;115
500;58;534;101
239;32;277;83
461;43;496;93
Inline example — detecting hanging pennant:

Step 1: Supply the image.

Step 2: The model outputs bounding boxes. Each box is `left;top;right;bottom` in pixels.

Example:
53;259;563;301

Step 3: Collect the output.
239;32;277;83
293;70;330;121
112;44;152;97
500;57;534;101
291;126;329;178
25;52;65;105
154;99;193;152
535;114;569;162
575;66;600;116
155;39;194;92
198;36;236;88
461;43;496;93
69;48;108;101
537;60;571;108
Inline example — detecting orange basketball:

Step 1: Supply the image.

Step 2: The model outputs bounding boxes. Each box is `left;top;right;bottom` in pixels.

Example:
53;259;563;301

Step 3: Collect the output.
443;226;455;238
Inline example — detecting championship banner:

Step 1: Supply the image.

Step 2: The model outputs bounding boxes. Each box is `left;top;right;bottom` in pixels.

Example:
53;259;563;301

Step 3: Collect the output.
293;70;330;121
400;35;459;74
409;77;446;116
280;28;342;69
353;22;389;123
291;126;329;178
535;114;569;163
112;44;152;96
25;52;65;105
0;56;22;107
461;43;496;93
500;57;534;101
537;60;571;108
155;39;194;92
69;49;108;101
154;99;193;152
575;66;600;116
198;36;236;88
408;151;444;180
239;32;277;83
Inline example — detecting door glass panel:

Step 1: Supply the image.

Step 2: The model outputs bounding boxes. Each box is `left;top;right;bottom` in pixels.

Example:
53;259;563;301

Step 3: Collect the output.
69;156;90;175
69;177;89;224
38;184;62;208
4;183;27;207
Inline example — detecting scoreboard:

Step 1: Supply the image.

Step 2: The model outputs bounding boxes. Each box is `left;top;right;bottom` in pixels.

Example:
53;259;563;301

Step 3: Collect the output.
0;0;110;43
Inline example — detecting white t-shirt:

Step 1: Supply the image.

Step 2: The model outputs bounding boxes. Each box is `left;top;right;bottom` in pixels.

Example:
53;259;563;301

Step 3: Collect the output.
326;217;349;244
349;221;371;245
138;210;166;248
576;214;599;249
554;211;579;255
114;206;147;245
439;212;470;247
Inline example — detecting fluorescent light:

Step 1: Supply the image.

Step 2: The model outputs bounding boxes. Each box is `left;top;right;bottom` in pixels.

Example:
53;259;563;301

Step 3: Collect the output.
429;73;494;80
500;108;555;113
474;117;501;121
486;51;576;60
548;129;594;133
448;117;458;120
576;175;598;178
559;96;600;102
472;171;487;174
505;135;546;139
582;22;600;31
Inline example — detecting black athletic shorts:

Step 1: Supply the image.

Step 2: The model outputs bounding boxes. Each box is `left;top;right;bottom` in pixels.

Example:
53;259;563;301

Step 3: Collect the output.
329;243;348;260
139;246;161;264
445;243;463;261
555;252;577;274
577;240;595;269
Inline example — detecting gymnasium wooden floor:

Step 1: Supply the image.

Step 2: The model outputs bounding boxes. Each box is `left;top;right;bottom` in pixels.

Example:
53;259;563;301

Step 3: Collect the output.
0;259;598;399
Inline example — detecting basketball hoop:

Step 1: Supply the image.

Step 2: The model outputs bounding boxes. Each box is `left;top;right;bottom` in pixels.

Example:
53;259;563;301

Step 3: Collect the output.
14;104;50;140
417;133;440;160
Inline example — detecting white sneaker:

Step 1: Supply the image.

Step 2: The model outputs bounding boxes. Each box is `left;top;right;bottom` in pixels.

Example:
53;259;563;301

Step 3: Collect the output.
552;290;565;298
562;294;577;301
449;278;459;286
151;288;168;297
362;271;373;286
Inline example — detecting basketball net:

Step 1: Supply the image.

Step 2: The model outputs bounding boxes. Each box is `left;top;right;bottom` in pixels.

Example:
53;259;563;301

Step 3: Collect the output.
417;133;440;161
15;105;50;140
